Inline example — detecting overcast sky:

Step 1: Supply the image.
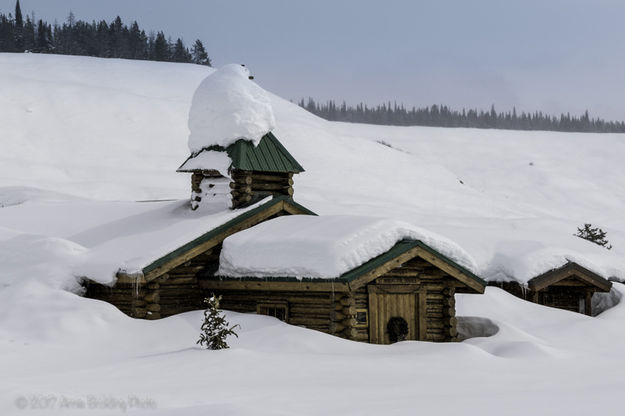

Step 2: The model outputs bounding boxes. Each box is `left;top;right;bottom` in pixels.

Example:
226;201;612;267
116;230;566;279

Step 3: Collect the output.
3;0;625;120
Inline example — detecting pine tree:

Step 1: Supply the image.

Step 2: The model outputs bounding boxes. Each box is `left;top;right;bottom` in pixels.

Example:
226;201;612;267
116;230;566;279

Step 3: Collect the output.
14;0;22;27
191;39;211;66
22;15;34;50
14;0;23;50
575;224;613;250
171;38;190;62
152;31;168;61
197;294;239;350
0;14;16;51
128;21;142;59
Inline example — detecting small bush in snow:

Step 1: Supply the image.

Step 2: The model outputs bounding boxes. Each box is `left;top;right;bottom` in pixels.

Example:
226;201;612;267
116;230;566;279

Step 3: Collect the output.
575;223;612;250
197;294;239;350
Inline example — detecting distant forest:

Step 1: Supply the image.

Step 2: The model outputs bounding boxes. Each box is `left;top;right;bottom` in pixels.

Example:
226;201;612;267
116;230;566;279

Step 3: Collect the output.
0;0;211;65
299;100;625;134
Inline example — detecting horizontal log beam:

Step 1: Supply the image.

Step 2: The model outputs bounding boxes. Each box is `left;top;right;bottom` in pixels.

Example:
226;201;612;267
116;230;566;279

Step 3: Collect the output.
199;279;349;292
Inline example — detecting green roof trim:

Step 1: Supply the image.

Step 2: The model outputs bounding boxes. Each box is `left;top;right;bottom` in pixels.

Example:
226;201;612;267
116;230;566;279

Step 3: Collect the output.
178;132;304;173
213;239;486;289
337;240;418;282
528;261;612;292
142;196;316;275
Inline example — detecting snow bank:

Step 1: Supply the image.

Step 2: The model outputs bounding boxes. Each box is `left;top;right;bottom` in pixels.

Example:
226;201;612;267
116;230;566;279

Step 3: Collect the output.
3;54;625;416
0;53;210;201
0;233;87;293
0;196;268;287
0;186;81;208
218;215;477;279
187;64;275;153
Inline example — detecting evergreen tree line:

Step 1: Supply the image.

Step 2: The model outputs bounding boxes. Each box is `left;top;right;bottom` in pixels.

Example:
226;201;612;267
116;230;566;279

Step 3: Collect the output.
299;99;625;134
0;1;211;65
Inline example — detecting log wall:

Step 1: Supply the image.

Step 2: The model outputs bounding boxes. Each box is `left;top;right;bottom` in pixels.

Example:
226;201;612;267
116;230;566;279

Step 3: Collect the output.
491;279;594;315
231;170;294;208
364;257;458;343
211;290;339;334
85;252;463;344
539;286;586;314
488;281;531;300
85;281;147;318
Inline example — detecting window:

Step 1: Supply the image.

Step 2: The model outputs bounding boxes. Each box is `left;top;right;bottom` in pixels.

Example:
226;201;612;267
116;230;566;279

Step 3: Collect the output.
355;309;368;327
257;302;288;322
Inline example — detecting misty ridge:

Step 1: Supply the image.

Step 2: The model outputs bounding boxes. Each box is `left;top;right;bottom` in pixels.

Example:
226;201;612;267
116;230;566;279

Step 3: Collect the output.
298;98;625;134
2;0;623;134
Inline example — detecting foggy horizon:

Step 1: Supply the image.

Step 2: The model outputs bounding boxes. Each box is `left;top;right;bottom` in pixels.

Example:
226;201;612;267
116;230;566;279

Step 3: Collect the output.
2;0;623;121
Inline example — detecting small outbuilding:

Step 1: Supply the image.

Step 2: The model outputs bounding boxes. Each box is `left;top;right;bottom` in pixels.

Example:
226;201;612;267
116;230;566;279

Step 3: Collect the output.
491;261;612;315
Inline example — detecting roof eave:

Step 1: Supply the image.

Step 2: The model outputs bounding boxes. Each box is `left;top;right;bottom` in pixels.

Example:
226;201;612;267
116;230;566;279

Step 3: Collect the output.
528;262;612;292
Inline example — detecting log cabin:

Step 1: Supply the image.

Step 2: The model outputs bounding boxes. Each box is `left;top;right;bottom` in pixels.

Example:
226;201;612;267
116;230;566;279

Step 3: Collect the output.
209;231;486;344
84;195;316;319
490;262;612;315
84;132;486;343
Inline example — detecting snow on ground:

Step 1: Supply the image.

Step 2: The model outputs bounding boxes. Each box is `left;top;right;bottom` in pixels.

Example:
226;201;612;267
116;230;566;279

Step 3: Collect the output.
1;53;625;415
219;215;477;278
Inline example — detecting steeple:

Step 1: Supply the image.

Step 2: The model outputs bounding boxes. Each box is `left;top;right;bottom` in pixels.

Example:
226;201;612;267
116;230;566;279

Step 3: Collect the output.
177;132;304;209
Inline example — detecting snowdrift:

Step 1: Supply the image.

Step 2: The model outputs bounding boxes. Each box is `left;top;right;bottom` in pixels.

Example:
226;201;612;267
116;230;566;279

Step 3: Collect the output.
1;53;625;415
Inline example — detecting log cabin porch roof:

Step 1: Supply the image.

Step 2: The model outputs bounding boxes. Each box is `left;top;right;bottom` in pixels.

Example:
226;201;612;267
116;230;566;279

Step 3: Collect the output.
209;239;486;294
528;261;612;292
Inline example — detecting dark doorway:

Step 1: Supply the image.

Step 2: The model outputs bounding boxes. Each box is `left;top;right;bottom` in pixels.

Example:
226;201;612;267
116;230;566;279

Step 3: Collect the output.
387;317;409;343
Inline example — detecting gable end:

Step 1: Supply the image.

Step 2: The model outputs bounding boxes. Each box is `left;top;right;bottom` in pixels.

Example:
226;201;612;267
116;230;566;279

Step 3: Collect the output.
344;240;485;293
528;262;612;292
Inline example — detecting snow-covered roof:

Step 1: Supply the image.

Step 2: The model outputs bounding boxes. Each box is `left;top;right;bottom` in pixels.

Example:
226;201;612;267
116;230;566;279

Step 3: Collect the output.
68;198;270;284
218;215;478;279
177;149;232;176
481;238;622;285
178;132;304;174
187;64;275;153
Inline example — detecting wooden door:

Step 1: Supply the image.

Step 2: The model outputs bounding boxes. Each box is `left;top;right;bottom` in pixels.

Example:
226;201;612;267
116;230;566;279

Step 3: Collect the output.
368;285;420;344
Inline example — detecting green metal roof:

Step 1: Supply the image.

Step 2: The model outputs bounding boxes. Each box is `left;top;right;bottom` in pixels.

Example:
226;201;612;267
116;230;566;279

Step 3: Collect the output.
178;132;304;173
142;196;316;275
212;239;486;290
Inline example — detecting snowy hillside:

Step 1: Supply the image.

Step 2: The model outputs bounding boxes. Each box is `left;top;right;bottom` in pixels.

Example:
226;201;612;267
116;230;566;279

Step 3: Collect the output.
1;53;625;415
2;53;624;282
